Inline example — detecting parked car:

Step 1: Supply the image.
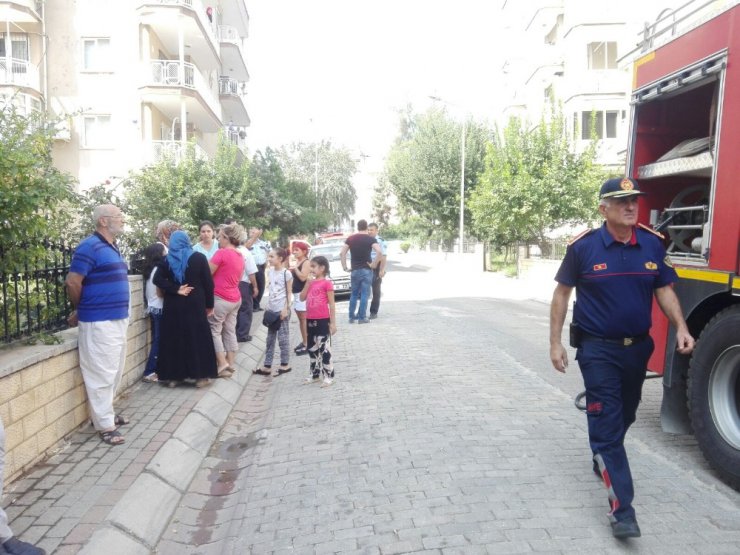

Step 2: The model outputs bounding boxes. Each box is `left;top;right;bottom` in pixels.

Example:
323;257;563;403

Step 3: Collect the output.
309;242;351;298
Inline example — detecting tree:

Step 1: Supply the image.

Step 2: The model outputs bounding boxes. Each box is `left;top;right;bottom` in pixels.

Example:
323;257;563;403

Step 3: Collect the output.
384;107;488;246
0;105;77;261
276;141;358;228
371;172;394;227
249;148;331;242
0;105;77;341
122;140;258;252
469;109;604;254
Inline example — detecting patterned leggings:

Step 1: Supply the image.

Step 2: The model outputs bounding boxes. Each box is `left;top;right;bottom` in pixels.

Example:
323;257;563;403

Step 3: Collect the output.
264;318;290;367
307;318;333;378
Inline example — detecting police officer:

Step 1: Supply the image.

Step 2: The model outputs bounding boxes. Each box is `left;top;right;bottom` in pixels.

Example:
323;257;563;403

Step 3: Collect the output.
549;177;695;539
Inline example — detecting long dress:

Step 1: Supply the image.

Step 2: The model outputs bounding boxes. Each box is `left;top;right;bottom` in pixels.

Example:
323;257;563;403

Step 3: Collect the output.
153;252;217;381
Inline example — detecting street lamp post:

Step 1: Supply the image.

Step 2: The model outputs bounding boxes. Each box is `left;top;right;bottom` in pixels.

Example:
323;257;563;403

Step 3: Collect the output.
430;96;466;254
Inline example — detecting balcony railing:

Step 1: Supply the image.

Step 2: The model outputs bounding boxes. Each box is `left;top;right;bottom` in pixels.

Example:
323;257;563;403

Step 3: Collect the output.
150;140;208;164
142;0;193;8
139;0;218;47
149;59;195;88
0;58;40;91
217;25;240;44
218;76;245;96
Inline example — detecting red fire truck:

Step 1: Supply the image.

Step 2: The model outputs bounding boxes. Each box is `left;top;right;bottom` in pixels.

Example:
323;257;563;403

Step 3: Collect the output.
627;2;740;490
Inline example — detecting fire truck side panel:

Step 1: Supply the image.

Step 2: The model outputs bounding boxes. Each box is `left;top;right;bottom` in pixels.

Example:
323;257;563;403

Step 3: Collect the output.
627;3;740;492
634;10;735;89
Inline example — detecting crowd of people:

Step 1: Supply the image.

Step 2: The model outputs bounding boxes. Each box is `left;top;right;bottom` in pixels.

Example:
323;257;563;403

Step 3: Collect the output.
59;207;389;450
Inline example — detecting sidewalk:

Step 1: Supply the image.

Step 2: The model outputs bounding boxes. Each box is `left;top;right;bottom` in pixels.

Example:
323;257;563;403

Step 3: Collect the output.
2;323;268;555
2;255;554;554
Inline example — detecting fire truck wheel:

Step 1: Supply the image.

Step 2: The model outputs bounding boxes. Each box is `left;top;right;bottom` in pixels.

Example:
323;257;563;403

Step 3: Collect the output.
688;304;740;491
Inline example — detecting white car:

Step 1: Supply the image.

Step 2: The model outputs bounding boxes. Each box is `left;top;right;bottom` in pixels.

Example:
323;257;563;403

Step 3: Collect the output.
309;243;351;297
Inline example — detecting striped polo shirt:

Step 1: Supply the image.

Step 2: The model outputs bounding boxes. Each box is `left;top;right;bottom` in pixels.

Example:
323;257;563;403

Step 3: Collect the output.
69;232;130;322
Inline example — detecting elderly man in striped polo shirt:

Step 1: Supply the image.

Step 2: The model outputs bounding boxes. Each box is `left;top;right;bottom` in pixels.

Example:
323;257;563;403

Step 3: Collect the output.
66;204;130;446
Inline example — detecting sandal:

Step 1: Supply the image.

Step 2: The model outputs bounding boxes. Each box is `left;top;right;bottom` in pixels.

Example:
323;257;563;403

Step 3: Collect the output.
195;378;210;388
252;368;271;376
100;429;125;446
273;367;292;376
142;373;158;383
114;414;129;426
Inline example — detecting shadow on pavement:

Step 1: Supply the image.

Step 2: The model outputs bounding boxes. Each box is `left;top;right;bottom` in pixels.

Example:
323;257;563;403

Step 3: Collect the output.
386;260;431;273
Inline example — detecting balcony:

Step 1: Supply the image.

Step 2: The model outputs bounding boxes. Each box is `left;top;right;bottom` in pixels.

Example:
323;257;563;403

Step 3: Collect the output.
138;0;219;69
147;140;208;165
218;76;249;126
140;59;222;131
1;1;43;24
224;125;247;158
217;24;249;81
0;58;41;92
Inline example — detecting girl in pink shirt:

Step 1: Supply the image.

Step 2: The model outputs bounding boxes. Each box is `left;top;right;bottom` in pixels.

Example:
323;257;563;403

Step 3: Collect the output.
300;256;337;386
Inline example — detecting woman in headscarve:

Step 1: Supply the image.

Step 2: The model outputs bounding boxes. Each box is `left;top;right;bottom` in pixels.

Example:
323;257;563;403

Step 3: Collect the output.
153;230;217;387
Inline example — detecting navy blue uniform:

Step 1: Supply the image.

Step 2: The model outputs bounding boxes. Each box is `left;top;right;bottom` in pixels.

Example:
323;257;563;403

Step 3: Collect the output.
555;223;677;523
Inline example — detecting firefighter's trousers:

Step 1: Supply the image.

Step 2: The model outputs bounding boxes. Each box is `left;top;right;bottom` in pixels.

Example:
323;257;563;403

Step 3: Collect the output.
576;336;654;523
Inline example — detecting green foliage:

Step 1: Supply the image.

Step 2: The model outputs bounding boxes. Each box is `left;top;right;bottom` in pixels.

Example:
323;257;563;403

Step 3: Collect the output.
488;246;518;277
469;108;604;252
400;242;411;253
0;104;77;268
276;141;358;227
371;173;393;227
122;140;258;252
0;104;77;342
384;107;488;243
249;148;332;243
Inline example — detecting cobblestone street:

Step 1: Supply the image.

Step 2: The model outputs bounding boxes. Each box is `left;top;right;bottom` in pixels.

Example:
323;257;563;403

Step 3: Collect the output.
155;254;740;554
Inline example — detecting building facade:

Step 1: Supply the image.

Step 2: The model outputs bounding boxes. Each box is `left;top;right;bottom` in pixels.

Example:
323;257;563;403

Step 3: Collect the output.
498;0;684;169
1;0;249;191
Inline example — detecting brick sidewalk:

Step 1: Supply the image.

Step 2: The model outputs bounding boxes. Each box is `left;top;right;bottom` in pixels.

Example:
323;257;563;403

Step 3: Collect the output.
2;324;266;555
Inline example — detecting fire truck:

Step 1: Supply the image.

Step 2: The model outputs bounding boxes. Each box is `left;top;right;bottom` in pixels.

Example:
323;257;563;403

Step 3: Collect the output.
627;1;740;490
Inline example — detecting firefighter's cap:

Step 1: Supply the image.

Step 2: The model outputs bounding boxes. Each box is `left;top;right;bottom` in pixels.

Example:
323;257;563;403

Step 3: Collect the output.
599;177;646;200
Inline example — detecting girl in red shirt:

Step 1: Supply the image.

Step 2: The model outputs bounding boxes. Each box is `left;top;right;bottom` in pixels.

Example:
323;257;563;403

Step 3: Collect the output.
300;256;336;386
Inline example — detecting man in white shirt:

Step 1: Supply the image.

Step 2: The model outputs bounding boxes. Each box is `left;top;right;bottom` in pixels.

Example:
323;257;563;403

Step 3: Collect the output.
237;236;259;342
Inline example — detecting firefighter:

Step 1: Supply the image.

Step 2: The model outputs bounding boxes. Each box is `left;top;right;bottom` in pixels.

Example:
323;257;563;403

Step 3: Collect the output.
549;177;695;539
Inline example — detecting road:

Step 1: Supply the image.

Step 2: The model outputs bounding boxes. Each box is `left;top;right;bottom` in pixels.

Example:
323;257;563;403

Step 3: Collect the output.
156;251;740;554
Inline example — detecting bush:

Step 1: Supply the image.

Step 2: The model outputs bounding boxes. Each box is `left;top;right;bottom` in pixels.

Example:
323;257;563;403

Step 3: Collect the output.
400;242;411;253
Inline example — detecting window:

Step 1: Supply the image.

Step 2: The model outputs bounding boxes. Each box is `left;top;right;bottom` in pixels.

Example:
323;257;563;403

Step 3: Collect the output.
82;38;111;71
0;33;30;61
580;110;619;140
0;34;30;76
587;42;617;70
82;115;112;148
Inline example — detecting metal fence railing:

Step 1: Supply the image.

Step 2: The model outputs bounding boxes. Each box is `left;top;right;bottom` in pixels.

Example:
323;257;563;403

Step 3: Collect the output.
0;241;74;344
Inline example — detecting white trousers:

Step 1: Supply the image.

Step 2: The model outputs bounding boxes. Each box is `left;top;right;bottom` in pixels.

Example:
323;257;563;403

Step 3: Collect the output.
0;416;12;541
78;319;128;431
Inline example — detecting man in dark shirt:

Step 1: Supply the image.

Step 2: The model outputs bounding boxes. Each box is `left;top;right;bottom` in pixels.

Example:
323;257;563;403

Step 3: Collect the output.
550;178;694;539
340;220;383;323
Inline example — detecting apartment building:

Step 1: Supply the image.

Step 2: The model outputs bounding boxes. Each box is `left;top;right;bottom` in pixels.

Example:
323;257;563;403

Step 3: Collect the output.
1;0;249;192
499;0;682;169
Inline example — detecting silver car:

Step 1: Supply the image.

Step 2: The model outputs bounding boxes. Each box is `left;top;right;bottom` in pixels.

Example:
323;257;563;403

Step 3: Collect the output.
309;243;351;297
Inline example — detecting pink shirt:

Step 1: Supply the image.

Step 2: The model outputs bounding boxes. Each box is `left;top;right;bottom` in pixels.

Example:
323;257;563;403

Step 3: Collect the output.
305;279;333;319
211;248;244;302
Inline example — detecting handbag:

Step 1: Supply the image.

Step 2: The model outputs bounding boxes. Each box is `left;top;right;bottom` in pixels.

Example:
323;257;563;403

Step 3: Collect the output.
262;310;282;331
262;269;289;332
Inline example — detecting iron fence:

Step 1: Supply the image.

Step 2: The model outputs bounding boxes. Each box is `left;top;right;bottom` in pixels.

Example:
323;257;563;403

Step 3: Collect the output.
1;241;74;344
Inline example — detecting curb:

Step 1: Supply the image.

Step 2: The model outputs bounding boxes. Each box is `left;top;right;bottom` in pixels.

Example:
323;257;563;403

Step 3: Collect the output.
79;328;267;554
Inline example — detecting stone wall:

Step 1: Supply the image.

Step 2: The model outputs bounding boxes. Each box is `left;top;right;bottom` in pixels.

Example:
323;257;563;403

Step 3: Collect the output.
0;276;149;485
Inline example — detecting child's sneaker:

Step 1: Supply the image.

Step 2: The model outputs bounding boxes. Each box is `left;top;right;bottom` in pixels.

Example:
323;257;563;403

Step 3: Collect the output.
303;376;320;384
321;377;334;388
